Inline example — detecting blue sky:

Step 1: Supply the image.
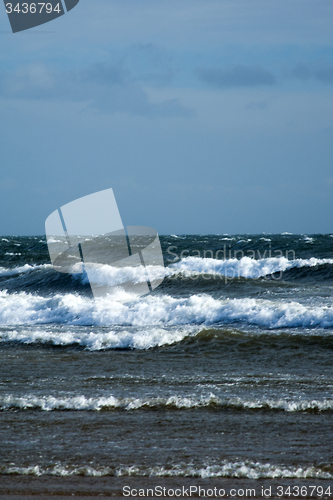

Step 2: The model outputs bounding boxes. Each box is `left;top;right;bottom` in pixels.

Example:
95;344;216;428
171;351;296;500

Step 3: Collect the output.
1;0;333;235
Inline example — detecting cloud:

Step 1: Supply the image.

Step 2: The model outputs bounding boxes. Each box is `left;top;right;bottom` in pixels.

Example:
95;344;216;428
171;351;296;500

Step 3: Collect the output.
292;63;333;84
196;64;276;88
81;62;128;86
121;44;176;88
0;61;192;117
315;67;333;83
134;69;175;88
291;63;311;81
245;100;268;110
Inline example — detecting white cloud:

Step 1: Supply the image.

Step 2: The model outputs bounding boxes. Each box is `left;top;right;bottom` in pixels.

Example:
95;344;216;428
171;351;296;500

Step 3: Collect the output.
197;65;276;88
0;61;192;117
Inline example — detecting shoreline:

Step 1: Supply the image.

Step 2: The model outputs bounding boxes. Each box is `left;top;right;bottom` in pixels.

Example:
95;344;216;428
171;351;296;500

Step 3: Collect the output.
1;476;333;498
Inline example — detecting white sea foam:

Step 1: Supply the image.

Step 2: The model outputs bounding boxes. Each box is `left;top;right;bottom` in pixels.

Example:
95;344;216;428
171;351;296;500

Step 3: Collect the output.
144;462;333;479
46;237;64;243
81;262;166;287
0;255;332;283
1;256;333;335
1;291;333;332
0;263;52;277
1;393;332;412
1;460;332;479
0;261;164;287
0;325;192;350
171;256;333;279
0;394;121;411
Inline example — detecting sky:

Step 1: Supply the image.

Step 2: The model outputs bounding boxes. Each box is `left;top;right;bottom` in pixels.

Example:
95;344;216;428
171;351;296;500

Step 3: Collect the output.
0;0;333;235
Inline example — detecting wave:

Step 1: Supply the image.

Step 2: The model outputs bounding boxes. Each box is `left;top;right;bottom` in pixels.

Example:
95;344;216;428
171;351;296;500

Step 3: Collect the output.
1;255;333;284
1;460;332;479
170;256;333;279
68;255;333;283
1;291;333;331
1;323;333;350
1;393;332;413
0;325;192;350
0;263;53;278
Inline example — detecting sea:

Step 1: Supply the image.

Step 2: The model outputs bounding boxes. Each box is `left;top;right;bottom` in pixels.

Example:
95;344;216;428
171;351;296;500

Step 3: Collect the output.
0;234;333;498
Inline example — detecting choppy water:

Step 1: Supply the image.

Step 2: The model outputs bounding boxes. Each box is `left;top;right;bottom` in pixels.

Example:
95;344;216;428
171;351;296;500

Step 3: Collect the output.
0;234;333;495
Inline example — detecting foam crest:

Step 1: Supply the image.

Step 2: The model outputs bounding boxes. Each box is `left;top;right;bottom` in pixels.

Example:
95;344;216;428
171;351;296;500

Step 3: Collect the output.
1;460;332;479
0;394;121;411
82;263;166;287
171;256;333;279
0;255;332;284
1;393;332;412
1;291;333;332
0;263;52;277
145;462;333;479
186;463;330;479
0;326;191;350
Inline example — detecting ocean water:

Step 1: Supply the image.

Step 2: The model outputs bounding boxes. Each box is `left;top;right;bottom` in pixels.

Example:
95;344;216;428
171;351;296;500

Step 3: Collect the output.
0;234;333;496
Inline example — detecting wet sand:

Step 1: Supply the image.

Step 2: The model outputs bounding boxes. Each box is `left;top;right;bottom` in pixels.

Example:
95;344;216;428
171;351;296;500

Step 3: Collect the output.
1;476;333;499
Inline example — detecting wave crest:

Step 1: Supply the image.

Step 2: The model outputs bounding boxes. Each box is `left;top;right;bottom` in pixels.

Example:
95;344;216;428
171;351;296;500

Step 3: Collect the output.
1;393;332;413
1;460;332;479
171;256;333;279
1;291;333;331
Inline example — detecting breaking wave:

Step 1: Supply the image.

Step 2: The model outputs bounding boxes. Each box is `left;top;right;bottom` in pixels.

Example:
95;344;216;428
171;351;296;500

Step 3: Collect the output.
0;325;192;350
1;460;332;479
1;393;332;413
1;255;333;284
0;263;53;278
170;256;333;279
1;291;333;331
